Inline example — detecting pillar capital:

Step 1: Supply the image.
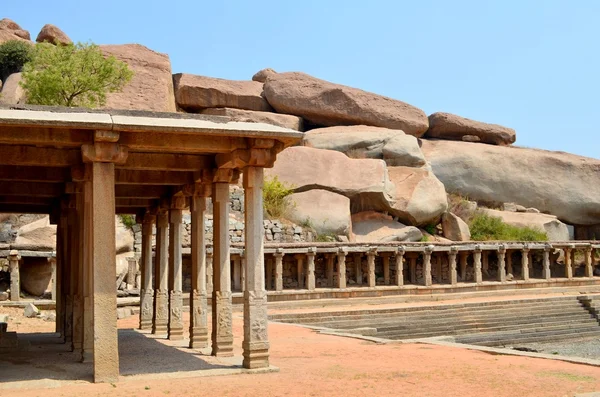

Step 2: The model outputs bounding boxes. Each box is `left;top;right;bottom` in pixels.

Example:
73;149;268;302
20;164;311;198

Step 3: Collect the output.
213;168;240;184
367;247;378;256
449;246;459;254
156;210;169;228
273;249;285;258
544;243;553;252
397;246;405;255
81;142;128;164
521;244;530;253
8;249;20;260
497;245;506;254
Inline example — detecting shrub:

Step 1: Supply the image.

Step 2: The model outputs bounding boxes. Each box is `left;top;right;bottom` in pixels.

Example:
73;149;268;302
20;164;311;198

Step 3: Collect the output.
0;40;32;82
21;42;133;108
263;176;295;219
469;212;548;241
423;224;438;235
118;214;136;232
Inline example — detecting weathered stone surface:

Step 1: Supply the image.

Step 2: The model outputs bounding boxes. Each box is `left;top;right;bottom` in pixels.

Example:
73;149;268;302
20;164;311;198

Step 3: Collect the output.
0;30;28;45
116;218;134;254
200;107;303;131
20;259;53;296
0;73;25;105
14;216;56;250
24;303;40;318
351;211;422;242
252;68;277;83
387;166;448;226
288;190;351;237
263;72;428;136
426;112;516;146
481;208;570;241
303;125;425;167
421;139;600;225
0;19;30;41
173;73;272;112
101;44;176;112
441;212;471;241
36;24;72;45
265;146;396;217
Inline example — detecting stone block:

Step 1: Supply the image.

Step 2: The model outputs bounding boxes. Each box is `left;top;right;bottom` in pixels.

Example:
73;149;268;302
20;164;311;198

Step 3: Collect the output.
24;303;40;318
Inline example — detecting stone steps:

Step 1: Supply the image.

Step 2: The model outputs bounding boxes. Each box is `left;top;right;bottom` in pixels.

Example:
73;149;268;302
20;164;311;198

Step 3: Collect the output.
456;326;600;347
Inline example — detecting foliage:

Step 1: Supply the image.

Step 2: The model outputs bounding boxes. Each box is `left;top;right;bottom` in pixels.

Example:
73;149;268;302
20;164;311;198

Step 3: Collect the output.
118;214;136;232
469;212;548;241
263;176;295;219
315;233;337;242
21;42;133;108
0;40;32;82
423;224;437;236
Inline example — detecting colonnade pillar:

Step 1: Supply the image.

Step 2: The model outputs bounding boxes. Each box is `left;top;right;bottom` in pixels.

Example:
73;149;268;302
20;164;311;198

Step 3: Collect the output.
337;248;347;289
473;246;482;284
423;246;433;287
354;254;362;286
152;211;169;336
521;246;530;281
139;213;155;330
543;245;552;280
190;190;209;349
497;246;506;282
449;247;458;286
585;245;594;278
242;167;269;368
71;189;84;354
395;247;405;286
307;248;316;291
367;249;377;287
274;250;284;291
564;246;574;279
80;166;93;363
8;250;20;301
168;200;184;340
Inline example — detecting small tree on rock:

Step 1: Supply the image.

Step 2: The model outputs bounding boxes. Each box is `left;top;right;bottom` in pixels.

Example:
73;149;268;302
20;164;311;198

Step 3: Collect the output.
0;40;32;83
21;42;133;108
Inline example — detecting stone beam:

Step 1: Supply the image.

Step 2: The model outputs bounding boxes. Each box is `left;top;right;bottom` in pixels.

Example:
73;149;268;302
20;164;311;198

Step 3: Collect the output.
0;146;80;167
120;153;214;171
0;196;56;205
119;131;247;154
115;170;195;185
114;185;171;199
0;127;92;147
0;166;70;182
1;182;64;197
115;198;158;208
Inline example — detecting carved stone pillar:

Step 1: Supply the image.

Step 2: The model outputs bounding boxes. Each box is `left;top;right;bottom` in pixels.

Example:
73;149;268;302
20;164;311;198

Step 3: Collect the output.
307;248;316;291
382;255;390;285
190;193;209;349
395;247;405;286
449;247;458;286
242;167;269;369
326;254;335;287
295;254;305;289
354;253;362;286
152;211;169;336
127;257;137;288
337;248;347;289
168;204;184;340
473;246;482;284
543;244;552;280
139;213;155;331
423;246;433;287
212;182;233;357
274;250;284;292
367;249;377;287
459;252;468;282
521;246;530;281
80;166;93;363
585;245;594;278
8;250;20;301
497;245;506;283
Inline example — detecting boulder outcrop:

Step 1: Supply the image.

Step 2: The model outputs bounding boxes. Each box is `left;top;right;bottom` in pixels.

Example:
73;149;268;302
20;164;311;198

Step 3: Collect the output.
441;212;471;241
252;68;277;83
36;24;72;45
421;139;600;225
0;73;25;105
0;18;30;41
426;112;516;145
481;208;570;241
303;125;425;167
288;190;351;236
200;107;303;130
20;259;53;296
173;73;272;112
101;44;177;112
263;72;429;136
351;211;422;242
13;216;56;250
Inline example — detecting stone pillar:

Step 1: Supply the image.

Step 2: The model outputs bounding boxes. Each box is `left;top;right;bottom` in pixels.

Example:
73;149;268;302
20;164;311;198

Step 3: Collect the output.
585;245;594;278
423;246;434;286
212;182;233;357
55;211;65;337
168;204;184;340
409;256;417;284
266;257;273;290
90;161;119;383
367;249;377;287
395;247;405;286
307;248;316;291
80;167;93;363
354;253;362;286
242;167;269;369
274;250;284;292
126;257;137;288
8;250;20;301
497;245;506;282
152;211;169;336
459;252;468;282
295;254;304;289
60;203;71;343
206;251;214;294
50;257;57;301
337;248;347;289
521;246;530;281
139;213;155;331
233;255;242;291
473;246;482;284
190;193;209;349
383;255;390;285
241;252;246;293
543;244;552;280
449;247;458;286
72;192;84;353
434;254;443;283
506;250;513;276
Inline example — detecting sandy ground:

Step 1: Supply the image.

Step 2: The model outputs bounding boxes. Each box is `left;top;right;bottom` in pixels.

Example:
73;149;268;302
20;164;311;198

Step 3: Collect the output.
2;306;600;397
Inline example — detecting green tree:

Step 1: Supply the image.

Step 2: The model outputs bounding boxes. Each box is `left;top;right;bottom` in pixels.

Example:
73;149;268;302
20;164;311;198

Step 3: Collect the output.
0;40;32;83
21;42;133;108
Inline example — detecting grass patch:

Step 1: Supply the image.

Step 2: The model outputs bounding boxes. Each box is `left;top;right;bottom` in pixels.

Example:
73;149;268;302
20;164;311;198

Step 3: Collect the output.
263;176;295;219
536;370;595;382
469;212;548;241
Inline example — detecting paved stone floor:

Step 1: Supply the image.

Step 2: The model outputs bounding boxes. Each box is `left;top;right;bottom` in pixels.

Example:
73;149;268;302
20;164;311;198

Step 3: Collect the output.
2;299;600;396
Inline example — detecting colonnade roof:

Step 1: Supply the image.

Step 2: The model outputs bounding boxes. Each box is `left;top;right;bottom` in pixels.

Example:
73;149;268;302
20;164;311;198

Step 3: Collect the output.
0;105;303;217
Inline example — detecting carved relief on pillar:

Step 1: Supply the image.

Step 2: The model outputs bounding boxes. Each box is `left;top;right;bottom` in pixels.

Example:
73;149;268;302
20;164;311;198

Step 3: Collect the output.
140;288;154;329
395;247;405;286
497;245;506;283
168;290;184;339
190;289;209;348
215;290;233;339
542;244;552;280
448;246;458;286
245;290;269;342
153;289;169;334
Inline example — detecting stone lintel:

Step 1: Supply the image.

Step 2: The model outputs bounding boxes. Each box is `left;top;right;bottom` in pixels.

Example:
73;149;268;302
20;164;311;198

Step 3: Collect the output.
81;142;128;164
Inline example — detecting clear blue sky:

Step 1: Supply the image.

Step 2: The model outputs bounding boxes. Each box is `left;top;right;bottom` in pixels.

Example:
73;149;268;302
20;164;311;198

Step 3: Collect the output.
4;1;599;158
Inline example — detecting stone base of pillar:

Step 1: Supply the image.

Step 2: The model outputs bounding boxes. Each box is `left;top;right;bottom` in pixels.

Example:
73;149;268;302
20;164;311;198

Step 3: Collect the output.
139;289;154;330
242;340;270;369
152;289;169;336
212;291;234;357
81;350;93;363
189;290;209;349
168;291;184;340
